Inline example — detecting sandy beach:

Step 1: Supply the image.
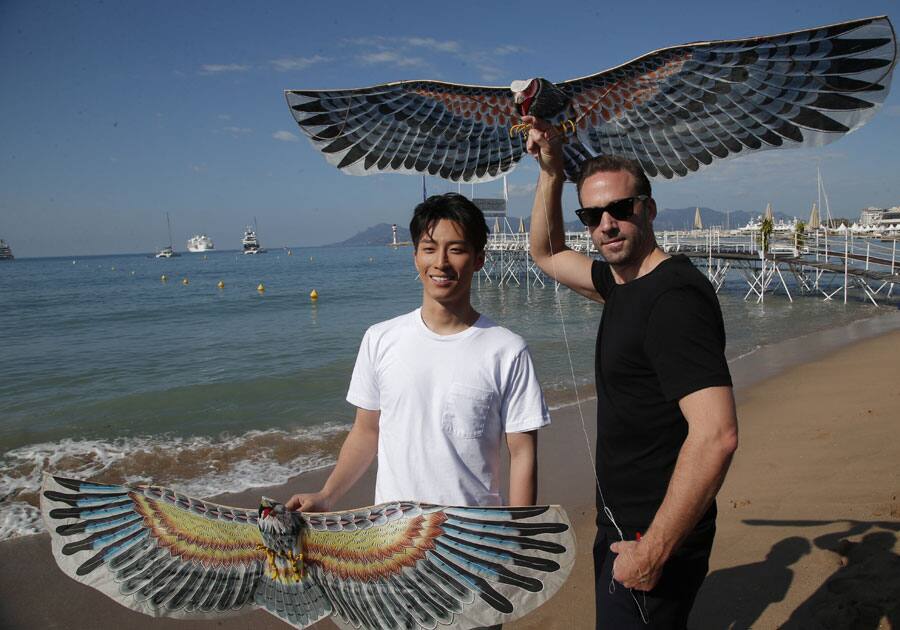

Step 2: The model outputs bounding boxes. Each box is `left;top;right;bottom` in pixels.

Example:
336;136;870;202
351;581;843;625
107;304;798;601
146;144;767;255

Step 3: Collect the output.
2;318;898;629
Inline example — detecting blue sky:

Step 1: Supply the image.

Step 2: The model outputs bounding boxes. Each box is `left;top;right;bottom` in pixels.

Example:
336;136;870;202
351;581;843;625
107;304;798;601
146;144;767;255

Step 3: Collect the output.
2;0;899;256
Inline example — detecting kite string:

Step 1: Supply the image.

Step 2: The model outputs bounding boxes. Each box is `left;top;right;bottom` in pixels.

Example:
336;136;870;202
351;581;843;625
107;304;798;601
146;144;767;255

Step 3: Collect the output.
536;159;649;624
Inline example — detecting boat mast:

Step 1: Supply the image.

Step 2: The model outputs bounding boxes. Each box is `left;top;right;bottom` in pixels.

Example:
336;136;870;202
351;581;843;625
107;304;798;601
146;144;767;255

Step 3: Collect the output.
166;212;173;249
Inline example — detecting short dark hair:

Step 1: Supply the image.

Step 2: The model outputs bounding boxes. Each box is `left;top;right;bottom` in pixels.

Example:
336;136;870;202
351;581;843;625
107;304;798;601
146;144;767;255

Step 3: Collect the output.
576;155;652;205
409;193;489;252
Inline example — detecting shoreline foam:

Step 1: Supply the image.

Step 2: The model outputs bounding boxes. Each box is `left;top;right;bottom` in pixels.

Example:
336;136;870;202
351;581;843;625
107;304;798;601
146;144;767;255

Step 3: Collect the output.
4;309;899;542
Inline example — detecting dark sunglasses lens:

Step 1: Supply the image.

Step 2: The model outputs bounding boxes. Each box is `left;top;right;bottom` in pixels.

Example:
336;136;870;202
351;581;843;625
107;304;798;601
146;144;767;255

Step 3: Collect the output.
576;198;636;226
606;198;635;220
577;208;603;226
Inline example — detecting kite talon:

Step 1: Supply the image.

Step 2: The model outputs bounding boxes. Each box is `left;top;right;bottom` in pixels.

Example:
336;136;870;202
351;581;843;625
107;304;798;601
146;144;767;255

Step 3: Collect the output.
509;123;532;138
558;119;576;136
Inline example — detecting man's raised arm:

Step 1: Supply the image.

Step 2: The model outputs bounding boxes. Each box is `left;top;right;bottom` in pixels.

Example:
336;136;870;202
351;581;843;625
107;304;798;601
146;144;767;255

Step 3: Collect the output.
524;116;601;302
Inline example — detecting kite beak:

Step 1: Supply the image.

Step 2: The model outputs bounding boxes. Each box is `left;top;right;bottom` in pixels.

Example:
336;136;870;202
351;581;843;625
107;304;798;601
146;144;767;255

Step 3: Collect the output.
510;79;537;116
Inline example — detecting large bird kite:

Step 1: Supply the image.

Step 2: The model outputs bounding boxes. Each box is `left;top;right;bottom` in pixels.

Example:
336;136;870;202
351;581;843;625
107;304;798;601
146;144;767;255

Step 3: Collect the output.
285;16;896;182
41;474;575;629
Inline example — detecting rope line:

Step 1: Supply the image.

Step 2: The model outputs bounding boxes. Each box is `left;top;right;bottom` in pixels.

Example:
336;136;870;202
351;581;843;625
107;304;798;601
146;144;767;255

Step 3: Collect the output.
536;165;649;624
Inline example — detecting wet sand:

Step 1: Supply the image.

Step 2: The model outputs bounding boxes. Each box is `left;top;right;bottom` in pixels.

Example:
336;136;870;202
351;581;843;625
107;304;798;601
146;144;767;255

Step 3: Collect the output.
1;316;898;629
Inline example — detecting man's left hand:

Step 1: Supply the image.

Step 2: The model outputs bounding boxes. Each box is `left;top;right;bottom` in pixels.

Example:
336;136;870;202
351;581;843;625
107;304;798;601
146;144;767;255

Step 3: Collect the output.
609;540;665;591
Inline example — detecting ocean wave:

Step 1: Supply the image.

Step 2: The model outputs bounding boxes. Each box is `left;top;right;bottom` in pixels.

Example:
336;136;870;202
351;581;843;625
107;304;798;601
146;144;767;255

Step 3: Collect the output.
0;423;350;541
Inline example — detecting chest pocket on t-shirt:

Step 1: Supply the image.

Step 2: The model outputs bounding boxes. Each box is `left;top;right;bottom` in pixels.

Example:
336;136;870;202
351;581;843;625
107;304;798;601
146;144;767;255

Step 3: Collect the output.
441;383;494;439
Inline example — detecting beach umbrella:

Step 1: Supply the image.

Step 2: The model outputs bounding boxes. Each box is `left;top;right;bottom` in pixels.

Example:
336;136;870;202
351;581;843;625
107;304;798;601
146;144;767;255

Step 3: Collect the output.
518;216;526;233
693;207;703;230
764;203;774;222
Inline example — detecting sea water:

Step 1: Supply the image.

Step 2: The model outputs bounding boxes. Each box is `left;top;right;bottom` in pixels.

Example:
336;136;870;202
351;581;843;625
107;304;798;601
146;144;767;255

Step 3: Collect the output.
0;246;892;539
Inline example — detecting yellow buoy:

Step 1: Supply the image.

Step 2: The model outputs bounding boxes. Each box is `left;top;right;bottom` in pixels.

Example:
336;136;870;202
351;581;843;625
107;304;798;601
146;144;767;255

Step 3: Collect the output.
257;283;265;293
111;266;116;271
182;277;189;285
160;274;168;282
217;280;224;289
310;289;318;301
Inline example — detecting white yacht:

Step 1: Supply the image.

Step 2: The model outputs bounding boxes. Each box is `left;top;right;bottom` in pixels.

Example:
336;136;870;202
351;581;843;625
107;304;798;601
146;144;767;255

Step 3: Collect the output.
242;225;265;254
187;234;215;252
0;239;13;260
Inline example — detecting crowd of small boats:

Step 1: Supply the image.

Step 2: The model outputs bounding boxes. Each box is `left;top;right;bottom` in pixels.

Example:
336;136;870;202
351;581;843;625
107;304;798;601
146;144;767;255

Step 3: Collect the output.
155;215;266;258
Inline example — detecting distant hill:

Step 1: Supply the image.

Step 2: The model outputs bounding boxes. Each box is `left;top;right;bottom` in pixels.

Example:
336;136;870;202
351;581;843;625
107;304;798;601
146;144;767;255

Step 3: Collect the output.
328;223;411;247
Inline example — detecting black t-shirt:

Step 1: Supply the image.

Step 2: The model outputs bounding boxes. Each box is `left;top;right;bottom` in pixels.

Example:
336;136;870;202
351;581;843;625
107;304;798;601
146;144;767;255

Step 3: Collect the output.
591;255;732;549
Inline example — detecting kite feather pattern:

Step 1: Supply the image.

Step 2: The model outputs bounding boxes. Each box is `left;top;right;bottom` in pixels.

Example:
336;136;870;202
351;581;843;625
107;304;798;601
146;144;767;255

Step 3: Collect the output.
285;15;897;183
41;474;576;629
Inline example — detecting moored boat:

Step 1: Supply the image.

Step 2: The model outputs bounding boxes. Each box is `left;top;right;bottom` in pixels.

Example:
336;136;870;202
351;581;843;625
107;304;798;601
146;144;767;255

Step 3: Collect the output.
242;223;266;254
187;234;215;252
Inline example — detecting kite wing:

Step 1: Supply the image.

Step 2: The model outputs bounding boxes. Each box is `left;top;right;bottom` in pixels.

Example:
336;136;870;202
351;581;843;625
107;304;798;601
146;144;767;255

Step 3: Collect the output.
40;474;332;628
42;475;576;629
301;502;576;629
285;80;525;183
559;15;897;179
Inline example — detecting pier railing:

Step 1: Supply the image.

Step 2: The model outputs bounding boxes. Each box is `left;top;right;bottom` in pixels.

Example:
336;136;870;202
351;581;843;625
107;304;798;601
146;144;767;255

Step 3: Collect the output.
481;227;900;306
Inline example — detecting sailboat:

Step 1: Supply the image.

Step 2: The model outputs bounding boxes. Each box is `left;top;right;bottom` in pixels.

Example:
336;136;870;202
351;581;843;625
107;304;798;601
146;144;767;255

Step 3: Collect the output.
156;212;180;258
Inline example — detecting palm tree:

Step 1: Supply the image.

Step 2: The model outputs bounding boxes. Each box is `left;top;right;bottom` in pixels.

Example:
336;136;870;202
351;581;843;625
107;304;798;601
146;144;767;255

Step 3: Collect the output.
759;217;774;253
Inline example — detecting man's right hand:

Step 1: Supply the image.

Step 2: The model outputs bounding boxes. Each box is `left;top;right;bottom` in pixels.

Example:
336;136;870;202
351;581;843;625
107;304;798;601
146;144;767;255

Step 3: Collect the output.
523;115;565;177
285;490;333;513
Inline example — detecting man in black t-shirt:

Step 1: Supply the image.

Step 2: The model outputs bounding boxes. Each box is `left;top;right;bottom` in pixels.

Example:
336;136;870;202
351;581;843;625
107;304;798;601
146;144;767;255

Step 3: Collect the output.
523;116;739;630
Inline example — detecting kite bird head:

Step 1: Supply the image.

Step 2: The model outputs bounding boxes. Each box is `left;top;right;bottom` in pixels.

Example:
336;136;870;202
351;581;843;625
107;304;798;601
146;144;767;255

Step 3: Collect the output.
510;78;540;116
258;498;303;552
510;77;570;120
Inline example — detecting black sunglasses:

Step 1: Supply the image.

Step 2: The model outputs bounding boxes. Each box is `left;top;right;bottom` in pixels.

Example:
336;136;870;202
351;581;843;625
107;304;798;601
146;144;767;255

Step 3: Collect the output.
575;195;649;227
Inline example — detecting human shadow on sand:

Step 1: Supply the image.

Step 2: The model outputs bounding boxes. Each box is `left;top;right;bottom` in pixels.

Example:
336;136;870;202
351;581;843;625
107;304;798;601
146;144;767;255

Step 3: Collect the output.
690;519;899;629
689;535;810;629
779;519;899;630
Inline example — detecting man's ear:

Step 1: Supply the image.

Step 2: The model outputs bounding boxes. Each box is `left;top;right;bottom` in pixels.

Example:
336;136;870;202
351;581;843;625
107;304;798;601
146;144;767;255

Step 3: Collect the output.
474;250;486;272
648;198;658;222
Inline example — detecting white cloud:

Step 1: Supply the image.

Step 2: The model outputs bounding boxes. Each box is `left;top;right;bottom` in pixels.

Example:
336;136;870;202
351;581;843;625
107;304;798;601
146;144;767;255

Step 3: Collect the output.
345;35;524;80
405;37;460;54
493;45;526;56
273;130;300;142
269;55;330;72
359;51;428;68
223;126;253;135
474;63;504;82
199;63;250;74
507;182;537;196
190;163;208;173
217;114;231;121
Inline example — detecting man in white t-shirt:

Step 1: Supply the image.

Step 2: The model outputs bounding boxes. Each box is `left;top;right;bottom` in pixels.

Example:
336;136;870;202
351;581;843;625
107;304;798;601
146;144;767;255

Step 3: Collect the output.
286;193;551;515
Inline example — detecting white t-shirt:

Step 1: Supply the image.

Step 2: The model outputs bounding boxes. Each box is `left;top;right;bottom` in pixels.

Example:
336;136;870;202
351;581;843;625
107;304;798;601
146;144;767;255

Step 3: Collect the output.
347;308;550;507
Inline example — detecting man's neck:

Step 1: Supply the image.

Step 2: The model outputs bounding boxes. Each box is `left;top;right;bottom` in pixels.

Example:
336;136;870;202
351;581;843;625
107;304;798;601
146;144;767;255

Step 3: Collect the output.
610;244;670;284
420;299;480;335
